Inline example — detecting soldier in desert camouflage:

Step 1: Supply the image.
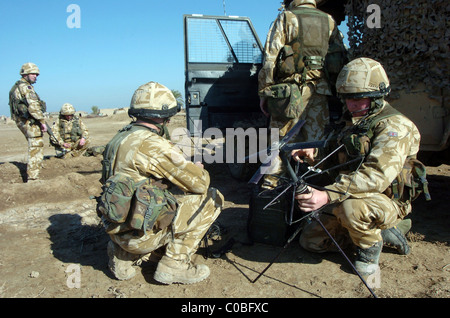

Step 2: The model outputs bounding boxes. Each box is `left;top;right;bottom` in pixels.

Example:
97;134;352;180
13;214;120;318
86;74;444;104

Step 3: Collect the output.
258;0;347;189
50;103;90;158
293;58;421;277
100;81;224;284
8;63;48;182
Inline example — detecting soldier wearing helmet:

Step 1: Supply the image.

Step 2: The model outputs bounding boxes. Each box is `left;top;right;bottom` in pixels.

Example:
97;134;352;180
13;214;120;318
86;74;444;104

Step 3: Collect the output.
100;82;224;284
8;63;48;182
292;58;423;278
50;103;90;158
258;0;348;189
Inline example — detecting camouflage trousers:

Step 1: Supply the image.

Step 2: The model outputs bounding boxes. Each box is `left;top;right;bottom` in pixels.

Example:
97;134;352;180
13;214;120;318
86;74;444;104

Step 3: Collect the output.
16;119;44;180
111;187;224;261
299;193;409;251
264;83;329;187
56;139;91;158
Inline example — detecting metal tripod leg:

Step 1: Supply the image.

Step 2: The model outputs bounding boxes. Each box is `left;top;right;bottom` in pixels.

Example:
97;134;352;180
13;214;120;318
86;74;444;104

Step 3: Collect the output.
252;210;378;298
251;218;305;284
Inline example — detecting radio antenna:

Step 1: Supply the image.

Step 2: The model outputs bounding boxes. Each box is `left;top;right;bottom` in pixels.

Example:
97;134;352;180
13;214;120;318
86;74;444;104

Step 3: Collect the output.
223;0;227;15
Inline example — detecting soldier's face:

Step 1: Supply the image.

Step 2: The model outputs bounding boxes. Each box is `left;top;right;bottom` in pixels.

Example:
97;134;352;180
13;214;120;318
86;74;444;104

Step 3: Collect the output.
345;98;371;117
26;73;39;84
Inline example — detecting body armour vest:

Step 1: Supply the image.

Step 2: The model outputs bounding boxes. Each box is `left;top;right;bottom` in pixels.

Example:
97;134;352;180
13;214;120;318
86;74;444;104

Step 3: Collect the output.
9;80;46;122
275;7;330;81
60;116;83;142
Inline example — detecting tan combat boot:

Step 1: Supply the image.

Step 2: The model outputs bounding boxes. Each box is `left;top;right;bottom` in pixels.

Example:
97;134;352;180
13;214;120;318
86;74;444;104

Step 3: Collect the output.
107;241;138;281
153;255;210;285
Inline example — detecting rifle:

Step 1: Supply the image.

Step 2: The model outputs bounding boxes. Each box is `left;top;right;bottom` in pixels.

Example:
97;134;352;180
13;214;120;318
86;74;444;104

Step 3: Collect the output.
248;124;378;298
45;121;60;148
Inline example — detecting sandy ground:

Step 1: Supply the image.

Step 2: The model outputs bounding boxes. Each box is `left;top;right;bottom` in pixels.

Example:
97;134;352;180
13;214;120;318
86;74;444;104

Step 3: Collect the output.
0;112;449;302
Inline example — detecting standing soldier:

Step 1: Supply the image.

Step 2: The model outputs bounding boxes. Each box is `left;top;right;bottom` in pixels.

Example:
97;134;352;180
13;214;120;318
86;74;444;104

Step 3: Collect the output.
50;103;90;158
98;82;224;284
9;63;47;182
258;0;347;189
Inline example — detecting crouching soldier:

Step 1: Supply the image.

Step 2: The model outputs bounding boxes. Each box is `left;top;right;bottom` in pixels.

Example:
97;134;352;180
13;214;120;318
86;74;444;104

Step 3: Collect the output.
293;58;428;278
97;82;224;284
50;103;90;158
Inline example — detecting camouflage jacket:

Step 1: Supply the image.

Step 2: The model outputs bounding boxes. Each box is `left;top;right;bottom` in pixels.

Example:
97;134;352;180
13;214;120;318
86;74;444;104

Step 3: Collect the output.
9;78;45;124
326;102;421;202
258;3;347;95
109;123;211;195
51;116;89;146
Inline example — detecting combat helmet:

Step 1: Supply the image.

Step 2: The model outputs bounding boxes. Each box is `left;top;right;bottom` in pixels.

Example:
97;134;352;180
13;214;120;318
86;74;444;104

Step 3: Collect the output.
128;82;179;119
20;63;40;75
336;57;391;99
60;103;76;116
286;0;317;7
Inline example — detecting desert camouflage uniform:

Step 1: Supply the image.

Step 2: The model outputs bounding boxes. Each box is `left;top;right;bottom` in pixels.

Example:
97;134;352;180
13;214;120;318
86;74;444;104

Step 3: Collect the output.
258;0;347;141
299;102;421;251
51;115;90;157
258;1;347;188
108;124;224;261
9;78;45;180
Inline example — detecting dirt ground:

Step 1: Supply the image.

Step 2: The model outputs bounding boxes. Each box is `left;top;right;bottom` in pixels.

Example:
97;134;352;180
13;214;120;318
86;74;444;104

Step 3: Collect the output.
0;112;448;300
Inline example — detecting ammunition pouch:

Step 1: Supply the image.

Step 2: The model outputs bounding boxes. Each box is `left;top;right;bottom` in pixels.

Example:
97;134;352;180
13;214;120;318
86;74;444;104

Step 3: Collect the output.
97;173;138;224
340;133;371;158
304;56;324;70
384;157;431;207
129;179;177;233
262;83;305;122
97;174;178;235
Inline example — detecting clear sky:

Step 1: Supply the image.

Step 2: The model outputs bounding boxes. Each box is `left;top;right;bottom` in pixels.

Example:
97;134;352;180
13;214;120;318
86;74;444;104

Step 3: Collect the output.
0;0;348;116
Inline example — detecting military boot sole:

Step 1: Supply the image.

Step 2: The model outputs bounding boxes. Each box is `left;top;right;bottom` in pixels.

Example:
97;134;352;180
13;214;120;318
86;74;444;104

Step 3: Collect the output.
153;263;210;285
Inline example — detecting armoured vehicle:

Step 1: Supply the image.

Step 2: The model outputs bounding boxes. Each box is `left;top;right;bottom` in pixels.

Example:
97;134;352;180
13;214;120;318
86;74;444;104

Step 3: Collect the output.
183;14;266;179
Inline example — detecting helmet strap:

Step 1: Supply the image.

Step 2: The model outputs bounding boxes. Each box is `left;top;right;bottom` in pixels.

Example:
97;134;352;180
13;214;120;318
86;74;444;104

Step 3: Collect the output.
368;98;385;116
146;118;171;140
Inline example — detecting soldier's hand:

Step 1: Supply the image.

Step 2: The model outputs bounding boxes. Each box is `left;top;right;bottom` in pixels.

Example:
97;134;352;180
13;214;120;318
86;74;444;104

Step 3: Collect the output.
295;187;328;212
291;148;315;163
194;161;204;169
79;138;86;147
40;123;47;133
63;143;71;149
